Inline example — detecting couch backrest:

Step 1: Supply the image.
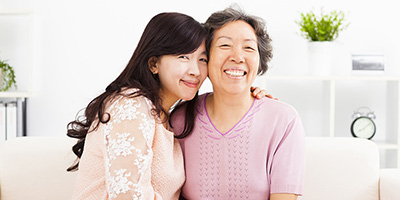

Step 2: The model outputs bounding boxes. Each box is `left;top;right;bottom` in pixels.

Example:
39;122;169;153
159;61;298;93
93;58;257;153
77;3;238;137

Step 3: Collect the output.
0;137;381;200
0;137;78;200
301;137;380;200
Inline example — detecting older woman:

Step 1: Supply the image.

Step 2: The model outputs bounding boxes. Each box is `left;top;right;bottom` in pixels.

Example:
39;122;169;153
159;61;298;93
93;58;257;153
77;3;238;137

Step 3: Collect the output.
171;7;305;200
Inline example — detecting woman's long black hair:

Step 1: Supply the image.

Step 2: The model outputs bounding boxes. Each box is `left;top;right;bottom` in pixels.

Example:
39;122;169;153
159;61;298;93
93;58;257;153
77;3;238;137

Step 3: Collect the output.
67;12;207;171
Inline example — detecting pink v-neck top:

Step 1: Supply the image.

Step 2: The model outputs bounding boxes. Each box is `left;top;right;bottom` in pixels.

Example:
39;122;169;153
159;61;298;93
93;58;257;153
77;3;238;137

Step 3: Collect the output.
171;93;305;199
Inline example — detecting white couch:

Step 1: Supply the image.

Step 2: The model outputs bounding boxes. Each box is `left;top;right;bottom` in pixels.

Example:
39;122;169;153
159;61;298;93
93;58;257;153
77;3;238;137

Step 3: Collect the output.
0;137;77;200
0;137;399;200
302;137;399;200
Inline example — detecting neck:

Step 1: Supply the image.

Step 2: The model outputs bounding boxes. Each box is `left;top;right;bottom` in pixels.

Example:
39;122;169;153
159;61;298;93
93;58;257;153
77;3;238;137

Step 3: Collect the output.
206;92;254;121
209;91;253;110
206;91;254;132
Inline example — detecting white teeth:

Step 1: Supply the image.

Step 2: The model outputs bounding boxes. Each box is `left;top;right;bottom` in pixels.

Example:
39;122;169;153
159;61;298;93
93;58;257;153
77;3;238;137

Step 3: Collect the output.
225;70;245;77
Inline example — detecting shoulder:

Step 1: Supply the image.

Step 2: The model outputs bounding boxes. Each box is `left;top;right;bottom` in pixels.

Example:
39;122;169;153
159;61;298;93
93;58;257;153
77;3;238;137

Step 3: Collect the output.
106;89;154;121
255;97;300;121
170;93;209;135
254;98;305;144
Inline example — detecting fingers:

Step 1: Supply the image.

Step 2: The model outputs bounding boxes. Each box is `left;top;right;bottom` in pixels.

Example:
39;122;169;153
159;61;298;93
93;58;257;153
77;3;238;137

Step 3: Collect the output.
252;88;261;97
267;94;279;100
258;89;269;99
250;86;278;100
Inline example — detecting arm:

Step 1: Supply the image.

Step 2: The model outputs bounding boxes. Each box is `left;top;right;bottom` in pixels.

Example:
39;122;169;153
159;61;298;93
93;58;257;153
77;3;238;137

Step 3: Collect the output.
104;97;159;200
270;115;305;197
270;194;298;200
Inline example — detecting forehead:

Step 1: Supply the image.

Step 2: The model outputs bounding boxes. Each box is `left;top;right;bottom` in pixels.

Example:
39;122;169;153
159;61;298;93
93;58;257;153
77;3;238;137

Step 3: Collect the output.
213;20;257;41
191;41;207;55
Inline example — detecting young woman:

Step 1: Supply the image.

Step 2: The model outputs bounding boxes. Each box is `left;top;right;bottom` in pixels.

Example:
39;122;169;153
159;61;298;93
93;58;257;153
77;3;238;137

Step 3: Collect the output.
66;12;208;199
67;12;268;200
171;7;306;200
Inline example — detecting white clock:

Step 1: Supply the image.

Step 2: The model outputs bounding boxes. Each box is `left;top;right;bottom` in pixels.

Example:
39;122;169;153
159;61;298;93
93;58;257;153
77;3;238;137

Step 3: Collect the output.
351;116;376;139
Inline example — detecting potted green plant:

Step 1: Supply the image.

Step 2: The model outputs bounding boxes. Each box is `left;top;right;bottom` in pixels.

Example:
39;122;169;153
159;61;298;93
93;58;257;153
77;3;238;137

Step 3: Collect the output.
0;59;17;92
297;9;348;42
297;9;348;75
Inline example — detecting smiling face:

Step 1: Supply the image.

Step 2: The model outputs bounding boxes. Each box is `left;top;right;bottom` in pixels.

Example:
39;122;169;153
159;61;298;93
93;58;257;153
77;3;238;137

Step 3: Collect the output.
151;42;208;105
208;20;260;97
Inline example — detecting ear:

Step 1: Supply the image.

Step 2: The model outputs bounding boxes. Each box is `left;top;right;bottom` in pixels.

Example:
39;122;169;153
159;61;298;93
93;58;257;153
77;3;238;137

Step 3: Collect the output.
148;56;159;75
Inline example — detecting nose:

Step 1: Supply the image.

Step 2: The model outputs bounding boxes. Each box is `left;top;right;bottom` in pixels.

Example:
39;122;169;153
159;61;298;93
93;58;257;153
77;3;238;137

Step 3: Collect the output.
230;47;244;63
188;61;201;76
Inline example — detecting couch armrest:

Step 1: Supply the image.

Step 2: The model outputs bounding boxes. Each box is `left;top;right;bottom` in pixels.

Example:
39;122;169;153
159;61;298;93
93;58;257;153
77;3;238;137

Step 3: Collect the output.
0;137;78;200
380;168;400;200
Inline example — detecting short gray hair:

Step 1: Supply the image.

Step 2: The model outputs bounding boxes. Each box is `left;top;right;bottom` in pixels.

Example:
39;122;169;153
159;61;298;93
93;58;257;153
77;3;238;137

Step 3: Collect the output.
204;6;273;75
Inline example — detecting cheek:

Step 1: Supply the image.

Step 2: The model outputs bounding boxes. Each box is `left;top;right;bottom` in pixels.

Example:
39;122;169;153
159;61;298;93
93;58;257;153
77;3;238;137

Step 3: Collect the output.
208;57;223;73
201;67;208;80
212;49;226;60
250;55;260;71
208;48;223;64
158;68;180;86
161;63;182;78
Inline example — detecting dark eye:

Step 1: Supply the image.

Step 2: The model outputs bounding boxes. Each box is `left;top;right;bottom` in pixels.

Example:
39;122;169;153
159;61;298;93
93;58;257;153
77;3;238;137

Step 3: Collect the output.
178;55;189;59
199;58;208;63
245;46;256;51
219;44;231;48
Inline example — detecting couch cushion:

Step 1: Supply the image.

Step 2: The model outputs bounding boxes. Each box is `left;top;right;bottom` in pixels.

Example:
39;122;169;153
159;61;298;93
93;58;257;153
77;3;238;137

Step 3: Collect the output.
0;137;78;200
380;168;400;200
301;137;379;200
0;136;383;200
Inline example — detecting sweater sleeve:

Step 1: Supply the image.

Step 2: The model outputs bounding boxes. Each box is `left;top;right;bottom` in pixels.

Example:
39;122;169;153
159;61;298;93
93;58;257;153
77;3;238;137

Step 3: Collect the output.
103;96;160;199
270;115;306;195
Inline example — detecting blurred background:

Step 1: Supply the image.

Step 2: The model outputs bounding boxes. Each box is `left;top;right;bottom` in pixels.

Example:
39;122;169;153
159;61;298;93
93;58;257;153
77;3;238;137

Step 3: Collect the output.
1;0;399;167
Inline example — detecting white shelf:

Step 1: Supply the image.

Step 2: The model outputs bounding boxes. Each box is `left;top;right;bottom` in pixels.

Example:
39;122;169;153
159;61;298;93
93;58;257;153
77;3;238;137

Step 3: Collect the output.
262;75;400;168
266;75;400;81
377;143;399;150
0;9;33;15
0;9;33;139
0;91;31;98
1;9;35;95
0;8;35;98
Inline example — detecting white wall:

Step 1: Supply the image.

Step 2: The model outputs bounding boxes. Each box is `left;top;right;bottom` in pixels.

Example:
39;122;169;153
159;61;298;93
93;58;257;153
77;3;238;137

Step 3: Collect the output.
1;0;399;140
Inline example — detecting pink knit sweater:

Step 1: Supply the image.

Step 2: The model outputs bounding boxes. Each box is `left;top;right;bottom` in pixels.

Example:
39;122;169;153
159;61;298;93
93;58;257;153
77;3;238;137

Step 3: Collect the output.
171;93;305;199
72;92;185;200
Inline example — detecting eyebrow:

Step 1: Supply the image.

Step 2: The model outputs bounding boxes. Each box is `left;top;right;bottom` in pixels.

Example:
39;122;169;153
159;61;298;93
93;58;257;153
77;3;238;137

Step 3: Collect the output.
217;36;232;40
245;39;257;43
216;36;257;43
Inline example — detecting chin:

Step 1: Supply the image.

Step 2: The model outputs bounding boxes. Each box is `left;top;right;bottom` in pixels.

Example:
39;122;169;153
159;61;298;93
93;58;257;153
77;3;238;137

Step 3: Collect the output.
180;93;197;101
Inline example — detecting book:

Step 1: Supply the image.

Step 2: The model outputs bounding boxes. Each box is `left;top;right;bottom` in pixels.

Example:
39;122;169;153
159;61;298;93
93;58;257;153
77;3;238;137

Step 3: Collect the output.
16;98;25;137
0;102;5;148
5;101;17;140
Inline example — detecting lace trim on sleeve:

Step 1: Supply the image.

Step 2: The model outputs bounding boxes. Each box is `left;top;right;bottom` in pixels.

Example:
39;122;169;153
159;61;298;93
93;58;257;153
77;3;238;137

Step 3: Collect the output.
103;96;156;199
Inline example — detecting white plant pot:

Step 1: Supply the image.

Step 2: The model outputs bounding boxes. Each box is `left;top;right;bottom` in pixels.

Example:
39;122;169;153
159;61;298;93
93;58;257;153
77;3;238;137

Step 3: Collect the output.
308;41;333;76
